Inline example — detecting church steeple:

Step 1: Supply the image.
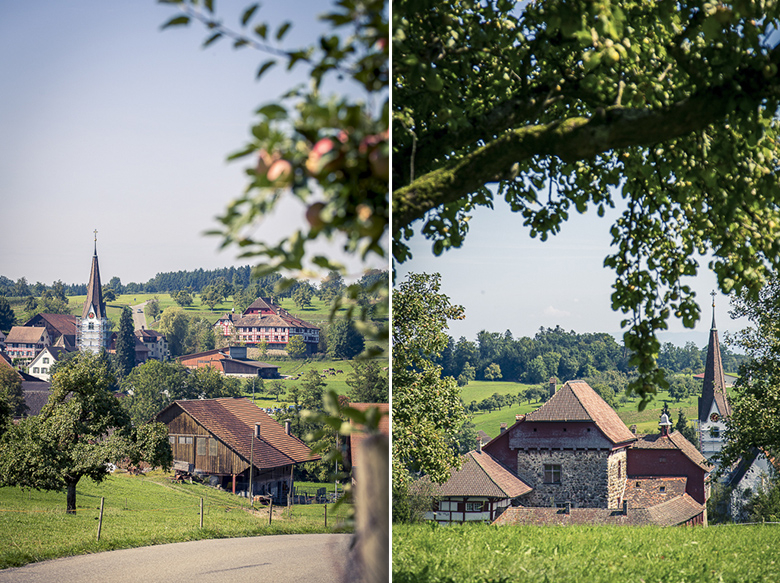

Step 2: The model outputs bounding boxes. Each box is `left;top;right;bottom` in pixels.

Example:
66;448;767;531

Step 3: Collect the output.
79;231;109;353
82;230;106;320
698;291;731;423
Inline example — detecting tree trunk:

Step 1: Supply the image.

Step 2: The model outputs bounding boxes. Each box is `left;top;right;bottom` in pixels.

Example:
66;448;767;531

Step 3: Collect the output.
66;479;78;514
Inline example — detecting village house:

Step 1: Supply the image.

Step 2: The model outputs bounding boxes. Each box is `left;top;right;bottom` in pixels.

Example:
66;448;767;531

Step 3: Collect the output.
134;328;169;361
4;326;51;365
24;313;78;349
178;346;279;379
214;297;320;355
155;397;317;501
426;380;711;527
27;345;76;381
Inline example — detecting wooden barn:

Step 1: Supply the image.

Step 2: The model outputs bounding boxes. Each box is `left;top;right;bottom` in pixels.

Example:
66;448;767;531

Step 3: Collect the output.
155;397;318;501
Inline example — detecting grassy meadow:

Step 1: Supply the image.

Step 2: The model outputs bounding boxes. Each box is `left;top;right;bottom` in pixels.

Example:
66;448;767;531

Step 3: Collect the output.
464;380;701;439
393;523;780;583
0;471;352;570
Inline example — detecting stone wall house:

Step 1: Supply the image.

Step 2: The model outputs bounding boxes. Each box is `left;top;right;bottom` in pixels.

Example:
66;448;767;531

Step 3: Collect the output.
485;380;636;509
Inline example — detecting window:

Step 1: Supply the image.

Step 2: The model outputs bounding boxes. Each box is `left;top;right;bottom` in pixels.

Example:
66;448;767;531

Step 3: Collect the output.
197;438;207;456
33;367;39;373
659;456;667;463
43;357;49;364
209;438;218;457
618;460;622;479
169;436;175;445
465;502;484;512
543;464;562;484
659;486;666;493
88;323;94;330
178;436;193;445
710;427;720;438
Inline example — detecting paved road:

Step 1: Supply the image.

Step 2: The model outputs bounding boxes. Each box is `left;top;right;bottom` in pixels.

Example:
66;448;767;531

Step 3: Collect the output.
0;533;352;583
130;301;147;331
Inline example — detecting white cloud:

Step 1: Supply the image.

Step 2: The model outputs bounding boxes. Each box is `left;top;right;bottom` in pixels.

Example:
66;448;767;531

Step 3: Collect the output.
544;305;571;318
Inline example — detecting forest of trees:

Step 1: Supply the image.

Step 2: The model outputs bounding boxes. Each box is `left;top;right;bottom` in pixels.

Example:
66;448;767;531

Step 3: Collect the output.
435;325;745;386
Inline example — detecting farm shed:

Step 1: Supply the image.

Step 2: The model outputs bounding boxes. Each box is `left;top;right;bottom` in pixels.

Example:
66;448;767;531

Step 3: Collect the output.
156;397;318;501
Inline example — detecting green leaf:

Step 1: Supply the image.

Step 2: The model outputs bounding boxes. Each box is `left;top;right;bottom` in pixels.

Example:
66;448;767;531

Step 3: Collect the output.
276;22;292;41
241;3;259;26
160;15;190;30
256;60;276;80
202;32;222;48
204;0;214;13
256;103;287;120
254;23;268;39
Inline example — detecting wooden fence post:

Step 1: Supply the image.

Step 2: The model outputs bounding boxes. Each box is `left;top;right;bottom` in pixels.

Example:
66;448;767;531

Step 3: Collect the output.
268;500;273;525
324;503;328;528
200;498;204;529
96;497;105;542
353;434;389;583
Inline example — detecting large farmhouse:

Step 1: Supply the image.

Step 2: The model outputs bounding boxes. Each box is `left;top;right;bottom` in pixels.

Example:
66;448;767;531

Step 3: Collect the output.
214;298;320;355
155;397;318;501
427;380;711;527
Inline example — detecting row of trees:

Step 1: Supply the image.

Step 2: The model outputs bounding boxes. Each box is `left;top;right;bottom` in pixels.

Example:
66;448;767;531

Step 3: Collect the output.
436;327;744;387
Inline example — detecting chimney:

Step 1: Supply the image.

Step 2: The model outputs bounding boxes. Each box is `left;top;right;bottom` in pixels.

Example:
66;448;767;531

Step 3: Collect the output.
284;419;291;435
499;422;507;434
549;377;557;397
477;440;482;453
254;423;261;439
659;413;672;436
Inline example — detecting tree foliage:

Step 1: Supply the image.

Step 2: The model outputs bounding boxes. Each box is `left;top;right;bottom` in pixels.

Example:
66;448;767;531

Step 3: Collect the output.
286;334;307;359
114;306;136;378
0;367;26;418
392;272;466;517
346;360;388;403
327;319;365;359
393;0;780;407
717;276;780;472
0;352;171;513
160;0;388;279
0;297;17;332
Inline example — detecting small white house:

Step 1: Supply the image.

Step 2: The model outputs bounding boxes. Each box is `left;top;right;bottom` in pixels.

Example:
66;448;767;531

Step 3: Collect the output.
28;346;75;381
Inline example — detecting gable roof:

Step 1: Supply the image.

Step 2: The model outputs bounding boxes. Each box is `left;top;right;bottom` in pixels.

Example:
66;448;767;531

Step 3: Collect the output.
24;313;78;337
428;450;532;499
6;326;48;344
525;380;636;445
632;430;712;472
492;493;705;527
159;398;317;469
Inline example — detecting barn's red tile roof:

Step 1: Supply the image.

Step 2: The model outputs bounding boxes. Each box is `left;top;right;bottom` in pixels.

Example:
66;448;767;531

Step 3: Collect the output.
428;450;532;499
525;380;637;445
167;398;317;469
633;430;712;472
492;493;704;527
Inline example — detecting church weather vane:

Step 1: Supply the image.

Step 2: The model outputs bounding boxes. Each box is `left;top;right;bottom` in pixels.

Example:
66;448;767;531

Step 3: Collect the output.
711;290;716;307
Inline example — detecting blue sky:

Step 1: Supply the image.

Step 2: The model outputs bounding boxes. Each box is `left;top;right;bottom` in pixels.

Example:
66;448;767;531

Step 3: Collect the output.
396;197;748;349
1;1;385;288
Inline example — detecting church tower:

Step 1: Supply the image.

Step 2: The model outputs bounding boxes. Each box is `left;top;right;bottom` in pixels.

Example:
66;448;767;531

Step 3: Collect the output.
698;292;731;463
78;232;110;353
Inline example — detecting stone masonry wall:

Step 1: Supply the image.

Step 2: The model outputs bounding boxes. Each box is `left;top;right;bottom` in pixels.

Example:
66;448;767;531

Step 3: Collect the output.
517;449;624;508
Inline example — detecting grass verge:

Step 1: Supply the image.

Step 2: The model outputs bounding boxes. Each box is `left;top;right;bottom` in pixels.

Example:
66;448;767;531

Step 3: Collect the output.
0;471;352;570
393;523;780;583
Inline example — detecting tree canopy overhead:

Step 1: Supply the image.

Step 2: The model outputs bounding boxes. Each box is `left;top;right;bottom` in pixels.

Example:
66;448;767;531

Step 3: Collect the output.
392;0;780;406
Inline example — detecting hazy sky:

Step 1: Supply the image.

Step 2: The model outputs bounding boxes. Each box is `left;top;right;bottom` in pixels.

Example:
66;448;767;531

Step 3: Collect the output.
1;1;386;287
396;197;749;349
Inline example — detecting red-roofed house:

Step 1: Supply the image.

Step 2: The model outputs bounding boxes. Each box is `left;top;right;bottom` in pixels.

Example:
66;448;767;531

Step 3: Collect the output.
178;346;279;378
155;397;318;501
214;298;320;355
425;449;533;524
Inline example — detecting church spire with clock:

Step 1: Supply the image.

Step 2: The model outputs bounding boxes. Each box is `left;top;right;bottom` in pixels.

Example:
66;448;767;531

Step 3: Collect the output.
78;232;109;353
697;291;731;462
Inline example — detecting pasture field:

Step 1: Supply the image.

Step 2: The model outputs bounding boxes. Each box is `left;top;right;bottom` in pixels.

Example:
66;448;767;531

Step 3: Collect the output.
464;380;701;438
0;471;351;570
393;523;780;583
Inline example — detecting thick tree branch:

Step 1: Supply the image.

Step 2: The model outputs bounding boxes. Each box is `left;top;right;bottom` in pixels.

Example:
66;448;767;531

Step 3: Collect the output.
393;70;780;235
